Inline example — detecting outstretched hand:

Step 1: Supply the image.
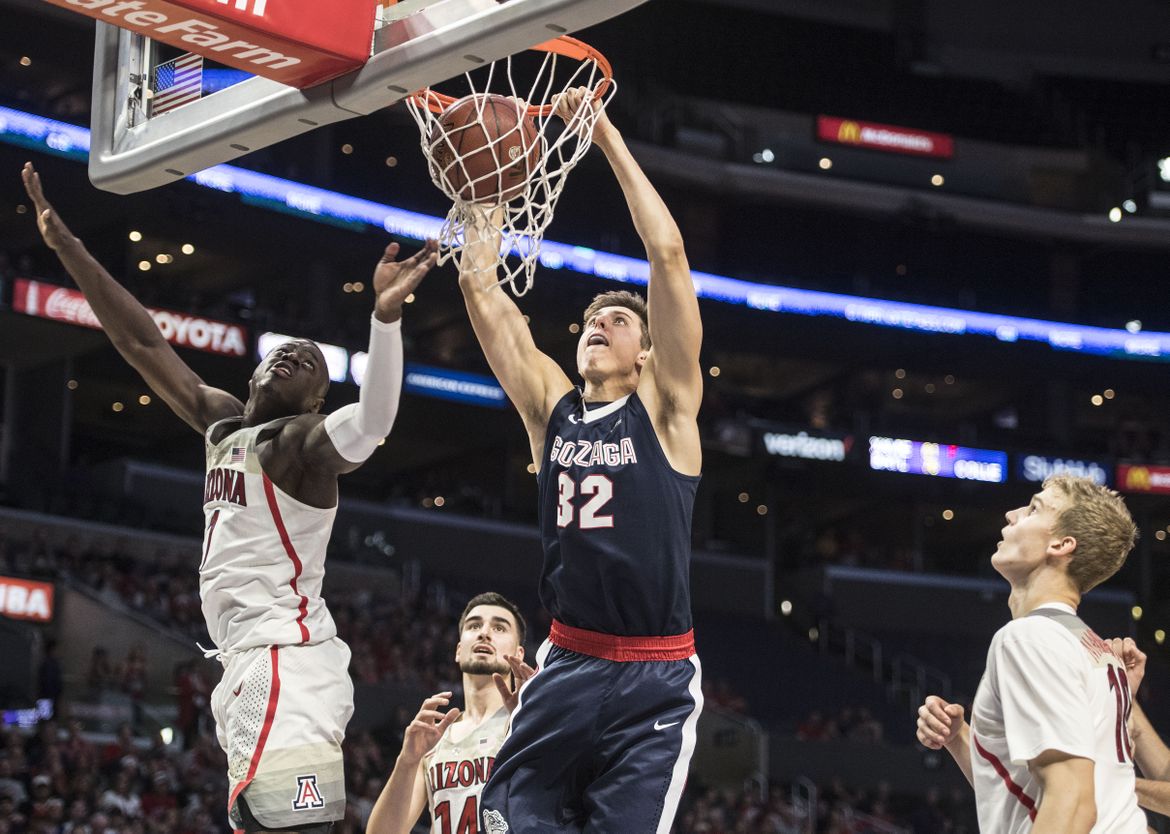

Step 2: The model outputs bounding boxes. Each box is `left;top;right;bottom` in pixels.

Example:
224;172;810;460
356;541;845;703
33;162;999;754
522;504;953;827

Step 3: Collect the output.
553;86;613;144
372;239;439;323
492;653;537;713
21;162;77;251
400;691;461;765
916;695;966;750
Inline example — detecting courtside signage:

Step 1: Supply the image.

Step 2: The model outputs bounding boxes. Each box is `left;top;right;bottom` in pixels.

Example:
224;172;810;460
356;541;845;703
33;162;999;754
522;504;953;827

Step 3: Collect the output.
14;279;248;357
817;115;954;159
42;0;376;88
761;431;853;462
1117;464;1170;495
869;436;1007;483
0;577;54;623
1018;454;1110;486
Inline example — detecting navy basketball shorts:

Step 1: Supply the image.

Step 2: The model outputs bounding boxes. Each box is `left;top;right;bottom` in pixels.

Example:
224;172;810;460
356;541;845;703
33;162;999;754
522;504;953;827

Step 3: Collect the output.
480;620;703;834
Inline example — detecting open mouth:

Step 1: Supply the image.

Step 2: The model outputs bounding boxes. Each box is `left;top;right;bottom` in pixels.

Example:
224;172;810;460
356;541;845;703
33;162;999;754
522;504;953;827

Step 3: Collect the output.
586;333;609;347
272;361;294;378
472;644;494;655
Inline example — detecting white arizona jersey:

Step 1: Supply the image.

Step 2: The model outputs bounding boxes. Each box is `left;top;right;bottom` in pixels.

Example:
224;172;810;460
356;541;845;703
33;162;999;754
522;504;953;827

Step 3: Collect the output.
422;708;509;834
201;416;338;654
969;603;1145;834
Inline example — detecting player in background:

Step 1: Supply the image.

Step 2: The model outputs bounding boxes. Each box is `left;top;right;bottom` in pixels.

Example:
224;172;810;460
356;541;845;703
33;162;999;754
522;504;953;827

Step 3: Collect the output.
458;88;705;832
1101;637;1170;819
367;592;534;834
915;475;1147;834
22;162;438;833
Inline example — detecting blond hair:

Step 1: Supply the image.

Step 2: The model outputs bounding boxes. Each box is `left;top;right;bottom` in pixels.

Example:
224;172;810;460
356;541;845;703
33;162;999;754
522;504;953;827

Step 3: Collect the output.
582;291;650;350
1044;475;1138;593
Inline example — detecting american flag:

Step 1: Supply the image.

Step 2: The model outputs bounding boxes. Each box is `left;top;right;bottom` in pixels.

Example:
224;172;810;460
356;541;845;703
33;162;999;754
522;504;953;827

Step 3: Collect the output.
230;447;247;464
151;53;204;116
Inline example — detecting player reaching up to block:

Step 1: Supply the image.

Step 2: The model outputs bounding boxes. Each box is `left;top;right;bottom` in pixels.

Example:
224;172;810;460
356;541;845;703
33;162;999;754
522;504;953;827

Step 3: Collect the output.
457;89;705;833
915;475;1148;834
367;592;535;834
21;162;438;834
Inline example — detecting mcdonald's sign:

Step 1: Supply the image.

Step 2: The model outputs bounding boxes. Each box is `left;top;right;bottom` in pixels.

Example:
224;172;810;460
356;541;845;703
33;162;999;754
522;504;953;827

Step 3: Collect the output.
1116;464;1170;494
817;115;955;159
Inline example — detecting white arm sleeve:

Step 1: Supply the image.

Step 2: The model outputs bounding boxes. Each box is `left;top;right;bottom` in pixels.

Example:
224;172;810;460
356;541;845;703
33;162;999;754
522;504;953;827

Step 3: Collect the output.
324;315;403;463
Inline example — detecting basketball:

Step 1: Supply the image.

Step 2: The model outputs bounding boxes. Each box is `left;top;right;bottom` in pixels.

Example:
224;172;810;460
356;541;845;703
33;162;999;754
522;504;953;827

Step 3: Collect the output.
427;93;541;204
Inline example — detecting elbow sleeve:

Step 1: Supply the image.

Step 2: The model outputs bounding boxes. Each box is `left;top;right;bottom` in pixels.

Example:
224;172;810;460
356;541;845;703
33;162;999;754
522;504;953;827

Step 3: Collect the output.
324;315;403;463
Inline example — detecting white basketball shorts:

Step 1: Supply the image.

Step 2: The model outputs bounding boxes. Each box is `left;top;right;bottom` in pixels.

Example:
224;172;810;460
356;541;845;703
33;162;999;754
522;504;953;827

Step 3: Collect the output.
211;637;354;830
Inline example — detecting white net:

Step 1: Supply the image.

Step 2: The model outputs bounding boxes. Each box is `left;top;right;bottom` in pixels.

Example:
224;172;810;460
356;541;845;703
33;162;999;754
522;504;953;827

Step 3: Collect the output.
406;38;616;296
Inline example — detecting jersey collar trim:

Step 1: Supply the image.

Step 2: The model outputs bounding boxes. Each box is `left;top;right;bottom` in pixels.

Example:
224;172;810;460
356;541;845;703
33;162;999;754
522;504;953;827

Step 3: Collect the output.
1030;601;1076;616
580;394;630;424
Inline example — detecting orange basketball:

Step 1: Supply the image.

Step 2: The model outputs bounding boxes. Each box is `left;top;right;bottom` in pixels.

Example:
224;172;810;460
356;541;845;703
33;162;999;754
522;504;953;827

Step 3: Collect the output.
427;93;541;204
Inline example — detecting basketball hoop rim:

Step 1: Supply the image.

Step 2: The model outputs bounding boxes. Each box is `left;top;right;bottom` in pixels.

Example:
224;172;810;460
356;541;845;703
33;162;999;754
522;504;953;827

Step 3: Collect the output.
409;35;613;117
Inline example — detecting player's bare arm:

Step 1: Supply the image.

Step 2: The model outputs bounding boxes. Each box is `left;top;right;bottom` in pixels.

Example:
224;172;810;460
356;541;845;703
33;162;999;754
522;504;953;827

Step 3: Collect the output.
1029;751;1097;834
564;91;702;475
368;692;462;834
916;695;972;786
22;162;242;433
457;213;572;465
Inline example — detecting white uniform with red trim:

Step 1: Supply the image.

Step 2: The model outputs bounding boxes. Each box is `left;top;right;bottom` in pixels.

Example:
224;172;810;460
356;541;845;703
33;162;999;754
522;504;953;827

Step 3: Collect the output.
422;707;510;834
202;416;353;830
969;602;1145;834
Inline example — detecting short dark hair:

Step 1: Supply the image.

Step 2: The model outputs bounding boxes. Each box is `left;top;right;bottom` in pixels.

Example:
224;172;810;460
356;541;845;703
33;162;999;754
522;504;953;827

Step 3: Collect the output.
582;291;650;350
458;592;526;645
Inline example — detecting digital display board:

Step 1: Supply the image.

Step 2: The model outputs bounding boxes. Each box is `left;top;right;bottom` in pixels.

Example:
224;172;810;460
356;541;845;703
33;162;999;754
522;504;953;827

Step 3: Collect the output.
1018;454;1110;486
869;436;1007;483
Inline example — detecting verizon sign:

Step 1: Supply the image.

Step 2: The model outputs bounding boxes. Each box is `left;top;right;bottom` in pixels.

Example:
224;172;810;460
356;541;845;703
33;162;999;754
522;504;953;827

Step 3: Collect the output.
817;115;955;160
13;279;248;357
0;577;54;623
41;0;376;88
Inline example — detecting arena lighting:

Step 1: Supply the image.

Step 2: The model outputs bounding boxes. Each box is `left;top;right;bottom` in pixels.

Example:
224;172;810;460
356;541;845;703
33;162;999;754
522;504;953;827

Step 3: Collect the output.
5;104;1170;361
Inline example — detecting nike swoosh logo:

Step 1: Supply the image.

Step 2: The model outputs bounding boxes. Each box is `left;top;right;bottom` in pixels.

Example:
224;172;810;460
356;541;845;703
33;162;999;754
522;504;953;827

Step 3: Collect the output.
568;414;580;424
654;720;680;731
233;684;242;697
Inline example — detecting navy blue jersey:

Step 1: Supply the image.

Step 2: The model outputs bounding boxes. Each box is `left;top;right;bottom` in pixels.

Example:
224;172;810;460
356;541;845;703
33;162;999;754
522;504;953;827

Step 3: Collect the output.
536;389;700;636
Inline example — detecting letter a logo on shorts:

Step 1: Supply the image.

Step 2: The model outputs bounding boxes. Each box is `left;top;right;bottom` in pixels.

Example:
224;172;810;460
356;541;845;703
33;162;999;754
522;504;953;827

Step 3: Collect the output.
292;774;325;811
483;809;509;833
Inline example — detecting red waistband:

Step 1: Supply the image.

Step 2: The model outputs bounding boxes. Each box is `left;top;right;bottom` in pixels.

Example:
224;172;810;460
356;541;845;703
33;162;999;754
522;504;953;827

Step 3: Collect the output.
549;619;696;662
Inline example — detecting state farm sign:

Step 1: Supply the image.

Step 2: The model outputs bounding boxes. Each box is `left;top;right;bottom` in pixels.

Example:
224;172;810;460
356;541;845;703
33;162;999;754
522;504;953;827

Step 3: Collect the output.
0;577;54;623
40;0;376;89
13;279;248;357
817;115;954;159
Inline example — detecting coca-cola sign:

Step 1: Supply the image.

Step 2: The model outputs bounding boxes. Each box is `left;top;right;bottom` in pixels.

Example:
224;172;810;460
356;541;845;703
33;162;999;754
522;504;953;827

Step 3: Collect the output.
13;279;248;357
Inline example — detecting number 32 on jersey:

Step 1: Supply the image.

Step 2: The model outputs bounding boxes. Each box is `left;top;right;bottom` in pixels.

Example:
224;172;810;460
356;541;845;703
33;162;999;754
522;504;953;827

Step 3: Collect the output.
557;473;614;529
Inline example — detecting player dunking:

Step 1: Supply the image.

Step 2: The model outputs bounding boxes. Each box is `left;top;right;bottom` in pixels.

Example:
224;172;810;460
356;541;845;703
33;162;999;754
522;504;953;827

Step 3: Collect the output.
367;592;535;834
457;89;704;832
21;162;438;834
916;475;1147;833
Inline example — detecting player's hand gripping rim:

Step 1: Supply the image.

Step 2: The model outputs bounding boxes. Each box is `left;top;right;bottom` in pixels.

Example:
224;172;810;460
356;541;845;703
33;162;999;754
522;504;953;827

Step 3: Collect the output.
401;691;462;764
916;694;965;750
493;652;537;714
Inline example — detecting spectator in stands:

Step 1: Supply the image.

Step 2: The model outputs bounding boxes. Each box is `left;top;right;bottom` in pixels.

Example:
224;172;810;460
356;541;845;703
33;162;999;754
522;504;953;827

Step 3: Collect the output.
85;647;114;696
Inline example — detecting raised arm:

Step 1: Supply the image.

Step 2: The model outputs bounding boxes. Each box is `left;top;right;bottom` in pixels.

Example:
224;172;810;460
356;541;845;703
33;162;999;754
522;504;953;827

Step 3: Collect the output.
457;211;572;464
21;163;241;433
567;92;702;472
367;692;461;834
293;240;437;476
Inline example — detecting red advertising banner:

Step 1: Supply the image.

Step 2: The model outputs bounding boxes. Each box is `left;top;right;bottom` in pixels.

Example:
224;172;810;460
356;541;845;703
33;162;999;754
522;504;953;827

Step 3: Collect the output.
13;279;248;357
39;0;376;88
1116;464;1170;494
817;115;955;159
0;577;54;623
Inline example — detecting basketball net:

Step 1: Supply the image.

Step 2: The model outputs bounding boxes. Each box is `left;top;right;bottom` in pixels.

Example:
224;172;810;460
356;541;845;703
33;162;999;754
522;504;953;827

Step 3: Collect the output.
406;37;615;296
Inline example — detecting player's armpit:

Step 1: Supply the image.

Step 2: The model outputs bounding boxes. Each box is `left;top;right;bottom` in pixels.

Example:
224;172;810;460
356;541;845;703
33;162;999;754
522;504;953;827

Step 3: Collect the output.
1030;751;1096;834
